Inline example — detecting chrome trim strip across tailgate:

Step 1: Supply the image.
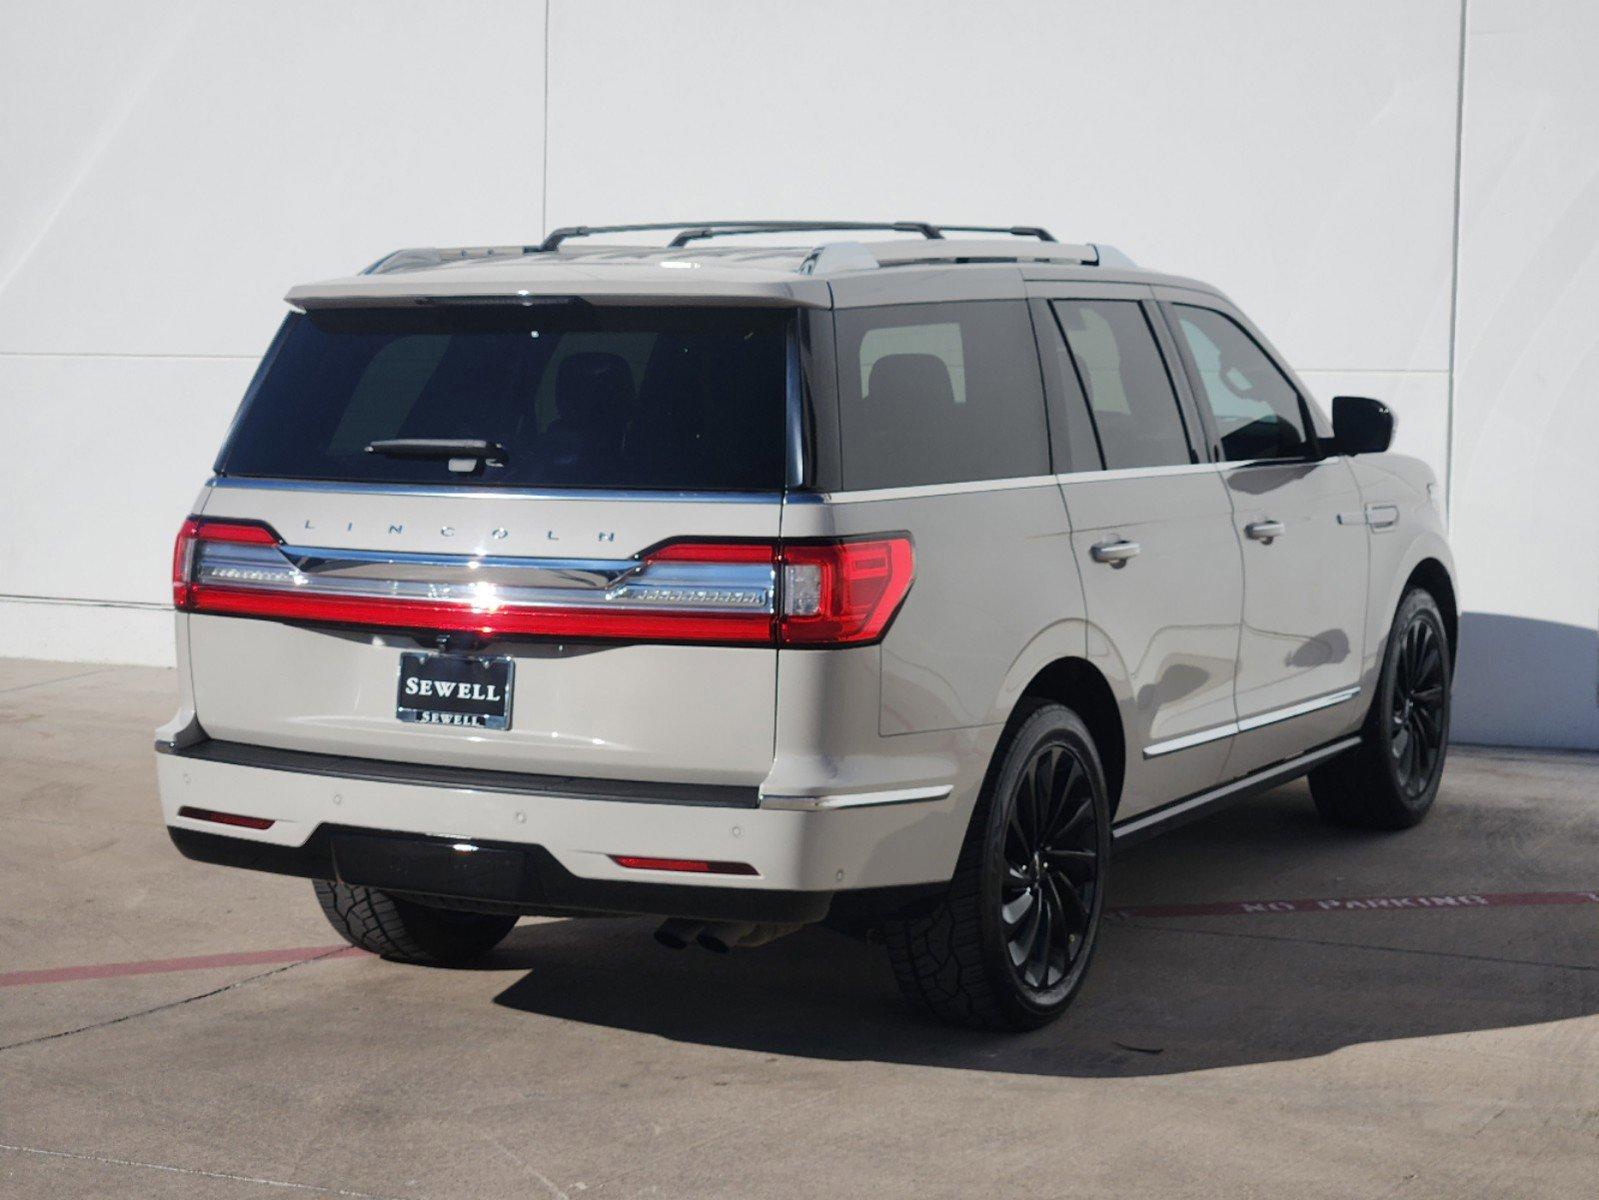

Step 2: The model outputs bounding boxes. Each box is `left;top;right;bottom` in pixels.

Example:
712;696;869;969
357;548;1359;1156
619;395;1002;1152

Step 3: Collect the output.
193;540;775;614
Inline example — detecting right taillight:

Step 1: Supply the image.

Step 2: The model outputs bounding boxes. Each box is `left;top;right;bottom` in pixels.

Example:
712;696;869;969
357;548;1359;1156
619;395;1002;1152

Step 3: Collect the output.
778;536;915;646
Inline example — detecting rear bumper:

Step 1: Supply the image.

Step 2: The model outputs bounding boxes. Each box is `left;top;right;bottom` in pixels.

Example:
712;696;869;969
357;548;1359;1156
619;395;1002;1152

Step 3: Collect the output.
156;738;961;914
168;825;833;923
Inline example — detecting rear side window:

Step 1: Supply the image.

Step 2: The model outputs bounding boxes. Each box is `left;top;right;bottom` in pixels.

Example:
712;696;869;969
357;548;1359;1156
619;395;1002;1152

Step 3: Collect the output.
835;301;1048;489
219;306;790;490
1171;304;1310;461
1051;300;1193;470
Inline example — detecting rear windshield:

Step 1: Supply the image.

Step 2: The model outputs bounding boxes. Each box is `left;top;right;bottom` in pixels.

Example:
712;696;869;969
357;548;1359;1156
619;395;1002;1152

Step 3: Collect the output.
218;305;791;490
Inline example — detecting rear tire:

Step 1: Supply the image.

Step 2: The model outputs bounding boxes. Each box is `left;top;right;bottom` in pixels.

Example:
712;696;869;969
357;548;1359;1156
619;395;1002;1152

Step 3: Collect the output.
1309;587;1451;830
314;880;517;965
884;701;1110;1030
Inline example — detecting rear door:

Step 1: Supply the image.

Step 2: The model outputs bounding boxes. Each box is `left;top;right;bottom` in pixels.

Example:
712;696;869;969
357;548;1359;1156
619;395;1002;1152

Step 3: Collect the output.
1156;296;1368;776
184;302;795;787
1031;283;1244;817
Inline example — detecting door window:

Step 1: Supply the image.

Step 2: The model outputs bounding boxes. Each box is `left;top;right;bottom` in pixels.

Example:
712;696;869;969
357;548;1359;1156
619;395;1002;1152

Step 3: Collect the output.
1172;305;1310;462
1050;300;1194;470
834;301;1050;489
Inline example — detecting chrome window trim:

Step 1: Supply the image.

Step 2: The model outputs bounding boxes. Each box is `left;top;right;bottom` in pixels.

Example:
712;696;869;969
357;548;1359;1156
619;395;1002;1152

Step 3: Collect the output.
207;477;786;504
784;322;807;489
1056;461;1226;486
796;462;1229;505
811;475;1059;505
1142;685;1361;759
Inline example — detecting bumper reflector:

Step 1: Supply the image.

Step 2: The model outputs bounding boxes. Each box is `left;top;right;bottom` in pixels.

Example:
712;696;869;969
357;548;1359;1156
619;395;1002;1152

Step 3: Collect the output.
177;805;275;831
610;855;759;876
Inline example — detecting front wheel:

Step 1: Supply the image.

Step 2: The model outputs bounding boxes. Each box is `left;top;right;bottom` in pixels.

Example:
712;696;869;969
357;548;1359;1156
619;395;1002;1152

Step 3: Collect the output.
1309;586;1452;830
315;880;517;965
884;701;1111;1030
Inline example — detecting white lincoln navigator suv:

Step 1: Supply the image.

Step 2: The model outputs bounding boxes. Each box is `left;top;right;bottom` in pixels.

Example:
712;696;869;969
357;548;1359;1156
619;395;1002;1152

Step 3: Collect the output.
158;220;1456;1029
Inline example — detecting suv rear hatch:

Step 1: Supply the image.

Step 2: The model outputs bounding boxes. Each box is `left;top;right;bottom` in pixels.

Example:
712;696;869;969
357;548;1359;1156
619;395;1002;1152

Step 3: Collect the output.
180;302;794;787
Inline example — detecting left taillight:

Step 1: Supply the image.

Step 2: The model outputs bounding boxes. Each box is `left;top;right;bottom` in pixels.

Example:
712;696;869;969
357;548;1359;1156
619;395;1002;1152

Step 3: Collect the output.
172;517;280;611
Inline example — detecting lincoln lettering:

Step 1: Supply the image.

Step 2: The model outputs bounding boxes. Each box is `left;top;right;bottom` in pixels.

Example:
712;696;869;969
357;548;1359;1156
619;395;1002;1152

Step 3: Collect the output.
403;679;502;701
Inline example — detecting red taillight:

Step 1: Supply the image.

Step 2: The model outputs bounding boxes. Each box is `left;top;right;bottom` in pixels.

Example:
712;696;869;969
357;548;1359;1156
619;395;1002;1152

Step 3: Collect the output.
610;855;759;876
644;541;776;564
171;519;914;648
172;517;279;610
778;537;916;646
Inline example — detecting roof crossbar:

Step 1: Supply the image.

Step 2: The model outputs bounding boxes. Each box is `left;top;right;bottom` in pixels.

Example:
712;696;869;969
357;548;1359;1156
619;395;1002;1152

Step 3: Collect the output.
535;220;1058;252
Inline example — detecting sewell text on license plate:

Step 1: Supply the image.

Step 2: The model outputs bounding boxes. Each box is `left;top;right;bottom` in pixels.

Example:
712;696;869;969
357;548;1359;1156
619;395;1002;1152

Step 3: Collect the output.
396;652;514;731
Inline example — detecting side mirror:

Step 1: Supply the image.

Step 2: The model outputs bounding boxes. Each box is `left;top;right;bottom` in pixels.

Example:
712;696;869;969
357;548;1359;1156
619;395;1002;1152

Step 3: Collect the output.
1331;395;1394;455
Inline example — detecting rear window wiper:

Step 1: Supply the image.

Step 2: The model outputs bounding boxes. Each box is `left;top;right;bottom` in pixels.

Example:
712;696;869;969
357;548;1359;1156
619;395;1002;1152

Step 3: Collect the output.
366;438;508;471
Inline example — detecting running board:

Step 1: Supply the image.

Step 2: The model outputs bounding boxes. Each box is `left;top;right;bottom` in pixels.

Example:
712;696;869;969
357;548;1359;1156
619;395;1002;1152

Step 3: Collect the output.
1112;736;1361;848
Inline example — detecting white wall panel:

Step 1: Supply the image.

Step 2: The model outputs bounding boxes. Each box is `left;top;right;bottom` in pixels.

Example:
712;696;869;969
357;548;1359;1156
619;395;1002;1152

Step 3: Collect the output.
546;0;1461;375
0;1;546;358
0;354;253;603
0;0;1593;751
0;601;173;668
1448;0;1599;749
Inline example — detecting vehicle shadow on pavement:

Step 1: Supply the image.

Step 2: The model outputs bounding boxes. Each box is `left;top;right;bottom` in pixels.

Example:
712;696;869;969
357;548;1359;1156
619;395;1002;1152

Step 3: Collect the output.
489;784;1599;1078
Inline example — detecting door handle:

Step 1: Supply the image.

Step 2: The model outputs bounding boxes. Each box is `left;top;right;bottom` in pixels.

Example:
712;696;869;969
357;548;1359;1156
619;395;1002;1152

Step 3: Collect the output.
1245;519;1285;544
1090;538;1141;567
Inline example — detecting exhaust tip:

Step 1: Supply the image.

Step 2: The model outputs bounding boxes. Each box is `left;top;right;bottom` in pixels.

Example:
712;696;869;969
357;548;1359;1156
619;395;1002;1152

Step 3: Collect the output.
653;919;703;950
695;921;757;954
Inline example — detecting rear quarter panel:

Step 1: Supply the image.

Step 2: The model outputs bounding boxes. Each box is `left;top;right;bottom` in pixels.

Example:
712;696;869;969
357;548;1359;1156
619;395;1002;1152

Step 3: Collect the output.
769;483;1085;883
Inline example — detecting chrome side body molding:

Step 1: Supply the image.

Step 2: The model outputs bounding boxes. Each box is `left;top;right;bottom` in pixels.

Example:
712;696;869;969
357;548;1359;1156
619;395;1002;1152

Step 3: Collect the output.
1142;686;1361;759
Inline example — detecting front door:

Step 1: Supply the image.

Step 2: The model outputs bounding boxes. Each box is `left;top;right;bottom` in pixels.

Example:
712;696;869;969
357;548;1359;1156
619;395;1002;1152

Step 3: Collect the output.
1158;299;1368;777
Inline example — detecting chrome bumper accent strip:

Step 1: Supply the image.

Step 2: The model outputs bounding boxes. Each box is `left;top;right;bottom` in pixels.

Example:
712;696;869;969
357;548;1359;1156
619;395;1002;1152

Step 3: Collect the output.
759;784;953;811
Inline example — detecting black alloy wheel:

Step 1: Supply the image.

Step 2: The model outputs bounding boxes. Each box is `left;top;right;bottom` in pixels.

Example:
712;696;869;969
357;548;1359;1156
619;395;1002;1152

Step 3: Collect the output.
999;742;1101;993
1389;612;1447;798
1309;587;1452;830
884;701;1111;1029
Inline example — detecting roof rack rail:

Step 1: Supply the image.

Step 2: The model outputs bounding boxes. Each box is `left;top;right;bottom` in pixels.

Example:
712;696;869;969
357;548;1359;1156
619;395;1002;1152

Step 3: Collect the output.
667;221;947;247
537;220;943;252
934;224;1056;243
535;220;1057;252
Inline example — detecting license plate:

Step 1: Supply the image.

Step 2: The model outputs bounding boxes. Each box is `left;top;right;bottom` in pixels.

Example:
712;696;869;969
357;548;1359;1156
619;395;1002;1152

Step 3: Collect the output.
396;652;514;730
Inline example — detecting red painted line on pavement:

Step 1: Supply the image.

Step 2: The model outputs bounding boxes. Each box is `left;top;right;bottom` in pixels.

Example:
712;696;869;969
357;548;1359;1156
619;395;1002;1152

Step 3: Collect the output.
0;944;366;988
1109;889;1599;920
3;890;1594;989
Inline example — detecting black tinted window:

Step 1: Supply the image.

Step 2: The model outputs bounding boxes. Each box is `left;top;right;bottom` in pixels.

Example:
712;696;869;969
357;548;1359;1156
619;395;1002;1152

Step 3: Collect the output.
1051;300;1193;470
1173;305;1309;461
835;301;1048;489
220;306;789;490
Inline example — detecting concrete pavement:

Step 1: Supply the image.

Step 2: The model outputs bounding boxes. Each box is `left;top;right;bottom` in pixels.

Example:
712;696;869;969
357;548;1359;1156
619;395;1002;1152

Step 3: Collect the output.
1;659;1595;1198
